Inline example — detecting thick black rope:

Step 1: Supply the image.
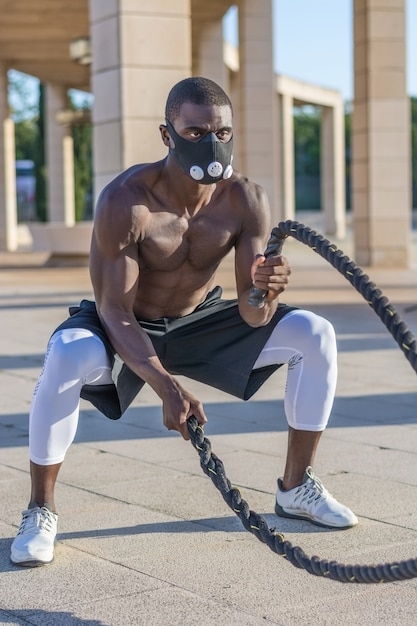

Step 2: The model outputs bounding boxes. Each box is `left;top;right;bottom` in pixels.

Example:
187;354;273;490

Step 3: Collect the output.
187;220;417;583
249;220;417;373
187;416;417;583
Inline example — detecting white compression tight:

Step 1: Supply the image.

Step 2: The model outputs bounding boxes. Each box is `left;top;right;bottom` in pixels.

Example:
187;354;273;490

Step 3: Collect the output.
29;310;337;465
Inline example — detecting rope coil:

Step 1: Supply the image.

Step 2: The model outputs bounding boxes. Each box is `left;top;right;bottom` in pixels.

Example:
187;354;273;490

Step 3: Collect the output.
187;417;417;583
188;220;417;583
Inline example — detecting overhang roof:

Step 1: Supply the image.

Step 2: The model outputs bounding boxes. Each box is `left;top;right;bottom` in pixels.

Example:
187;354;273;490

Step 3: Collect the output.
0;0;90;89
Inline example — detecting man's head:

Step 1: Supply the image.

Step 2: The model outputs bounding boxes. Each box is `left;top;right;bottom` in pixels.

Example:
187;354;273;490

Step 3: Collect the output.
165;76;233;123
161;77;234;184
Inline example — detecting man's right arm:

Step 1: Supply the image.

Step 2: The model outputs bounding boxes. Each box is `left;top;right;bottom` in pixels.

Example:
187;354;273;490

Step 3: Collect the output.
89;185;206;438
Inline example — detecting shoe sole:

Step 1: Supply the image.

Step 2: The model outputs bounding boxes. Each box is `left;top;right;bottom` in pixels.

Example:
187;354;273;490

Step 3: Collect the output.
11;556;53;567
274;502;357;530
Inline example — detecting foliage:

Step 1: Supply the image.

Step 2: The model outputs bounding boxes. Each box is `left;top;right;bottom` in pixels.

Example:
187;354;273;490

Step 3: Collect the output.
344;104;351;210
411;97;417;209
9;71;93;222
14;119;37;161
34;83;47;222
293;105;321;211
68;94;93;221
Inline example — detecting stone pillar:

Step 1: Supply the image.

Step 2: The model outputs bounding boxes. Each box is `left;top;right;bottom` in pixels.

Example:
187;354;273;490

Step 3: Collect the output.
280;92;295;221
45;84;73;223
192;18;228;88
0;66;18;251
89;0;191;200
236;0;280;224
352;0;410;266
321;103;346;238
63;129;75;227
1;118;18;251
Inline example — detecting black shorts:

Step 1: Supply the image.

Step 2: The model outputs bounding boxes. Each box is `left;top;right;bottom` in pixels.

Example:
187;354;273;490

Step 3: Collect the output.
53;287;296;419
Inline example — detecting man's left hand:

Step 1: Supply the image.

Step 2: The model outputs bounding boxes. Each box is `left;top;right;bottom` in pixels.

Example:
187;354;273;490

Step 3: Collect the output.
251;254;291;300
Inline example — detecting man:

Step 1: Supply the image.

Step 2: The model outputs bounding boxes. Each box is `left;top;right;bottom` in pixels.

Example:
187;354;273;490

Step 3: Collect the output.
11;77;357;567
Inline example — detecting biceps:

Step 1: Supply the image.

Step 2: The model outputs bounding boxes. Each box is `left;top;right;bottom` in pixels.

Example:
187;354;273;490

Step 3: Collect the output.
93;246;139;313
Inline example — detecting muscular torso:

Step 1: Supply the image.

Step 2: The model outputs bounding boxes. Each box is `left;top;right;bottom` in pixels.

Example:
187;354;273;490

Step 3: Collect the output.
90;160;262;320
136;204;236;317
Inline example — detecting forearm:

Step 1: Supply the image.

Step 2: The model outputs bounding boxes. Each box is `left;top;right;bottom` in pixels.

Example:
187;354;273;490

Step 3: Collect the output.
238;287;279;327
99;309;175;395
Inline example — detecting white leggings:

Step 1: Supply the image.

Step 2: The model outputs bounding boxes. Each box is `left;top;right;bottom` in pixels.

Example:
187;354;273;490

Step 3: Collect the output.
29;310;337;465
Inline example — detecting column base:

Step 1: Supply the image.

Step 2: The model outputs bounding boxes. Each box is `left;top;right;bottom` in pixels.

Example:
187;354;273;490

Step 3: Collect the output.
28;222;93;266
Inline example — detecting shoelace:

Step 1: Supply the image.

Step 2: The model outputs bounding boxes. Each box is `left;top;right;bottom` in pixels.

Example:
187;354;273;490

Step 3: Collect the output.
294;476;331;508
17;507;55;535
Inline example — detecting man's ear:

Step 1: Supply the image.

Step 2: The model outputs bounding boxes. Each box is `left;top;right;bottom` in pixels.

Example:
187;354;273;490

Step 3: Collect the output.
159;124;171;147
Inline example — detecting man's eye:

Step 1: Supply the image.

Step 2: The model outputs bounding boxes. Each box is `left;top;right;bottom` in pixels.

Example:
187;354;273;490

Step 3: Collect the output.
217;131;231;141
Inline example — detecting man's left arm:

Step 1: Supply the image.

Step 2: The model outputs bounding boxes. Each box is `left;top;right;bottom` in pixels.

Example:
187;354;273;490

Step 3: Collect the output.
234;184;291;327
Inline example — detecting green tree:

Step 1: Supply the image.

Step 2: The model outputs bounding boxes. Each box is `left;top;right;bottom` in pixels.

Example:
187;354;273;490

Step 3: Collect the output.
344;103;352;210
14;119;37;161
293;105;321;211
33;83;47;221
293;103;352;212
411;97;417;210
69;93;93;221
10;72;93;222
9;71;46;221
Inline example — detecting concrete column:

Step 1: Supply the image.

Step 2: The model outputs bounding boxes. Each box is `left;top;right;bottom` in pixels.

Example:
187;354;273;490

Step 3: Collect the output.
0;66;18;251
45;83;73;223
236;0;281;224
63;130;75;227
321;103;346;238
89;0;191;200
352;0;410;267
280;92;295;221
2;118;18;251
192;19;228;88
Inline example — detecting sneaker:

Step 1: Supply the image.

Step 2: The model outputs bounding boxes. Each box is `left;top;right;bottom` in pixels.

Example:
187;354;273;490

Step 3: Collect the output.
275;466;358;529
10;506;58;566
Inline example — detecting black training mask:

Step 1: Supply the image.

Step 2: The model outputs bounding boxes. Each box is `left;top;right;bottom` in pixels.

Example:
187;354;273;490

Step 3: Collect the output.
166;120;233;184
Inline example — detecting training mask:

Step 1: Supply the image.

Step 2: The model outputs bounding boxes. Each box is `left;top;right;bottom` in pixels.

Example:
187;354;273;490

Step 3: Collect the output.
166;120;233;184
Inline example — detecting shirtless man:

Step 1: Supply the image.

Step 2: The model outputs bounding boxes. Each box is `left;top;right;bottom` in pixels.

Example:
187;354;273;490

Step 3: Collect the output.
11;77;357;567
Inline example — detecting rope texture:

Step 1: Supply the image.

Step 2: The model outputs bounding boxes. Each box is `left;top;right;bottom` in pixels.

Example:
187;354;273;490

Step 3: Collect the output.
187;220;417;583
248;220;416;371
275;220;417;372
187;417;417;583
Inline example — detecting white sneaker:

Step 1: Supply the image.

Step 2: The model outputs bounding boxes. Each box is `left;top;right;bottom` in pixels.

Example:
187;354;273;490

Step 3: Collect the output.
11;506;58;566
275;466;358;529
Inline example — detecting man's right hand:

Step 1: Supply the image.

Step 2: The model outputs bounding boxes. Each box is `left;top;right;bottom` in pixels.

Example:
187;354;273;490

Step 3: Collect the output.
161;378;207;440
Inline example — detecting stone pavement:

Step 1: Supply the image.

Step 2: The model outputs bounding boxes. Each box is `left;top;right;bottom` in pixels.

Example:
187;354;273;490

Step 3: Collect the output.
0;222;416;625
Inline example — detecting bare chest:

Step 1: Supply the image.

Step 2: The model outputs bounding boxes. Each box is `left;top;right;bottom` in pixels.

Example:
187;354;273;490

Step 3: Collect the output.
138;212;236;271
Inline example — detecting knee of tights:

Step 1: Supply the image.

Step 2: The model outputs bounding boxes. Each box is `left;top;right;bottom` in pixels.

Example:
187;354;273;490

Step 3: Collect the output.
284;310;336;353
45;329;109;380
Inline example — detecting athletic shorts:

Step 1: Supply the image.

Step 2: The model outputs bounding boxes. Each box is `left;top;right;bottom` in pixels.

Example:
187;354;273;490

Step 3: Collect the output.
53;287;296;420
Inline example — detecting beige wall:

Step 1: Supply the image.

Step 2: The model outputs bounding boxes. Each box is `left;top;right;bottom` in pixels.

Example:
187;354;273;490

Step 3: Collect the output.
90;0;192;197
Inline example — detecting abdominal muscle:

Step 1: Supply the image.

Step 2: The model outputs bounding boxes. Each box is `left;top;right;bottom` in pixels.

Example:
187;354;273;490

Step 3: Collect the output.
133;263;219;319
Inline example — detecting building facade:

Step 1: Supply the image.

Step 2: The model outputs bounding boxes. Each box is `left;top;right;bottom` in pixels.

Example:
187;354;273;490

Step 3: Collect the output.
0;0;411;267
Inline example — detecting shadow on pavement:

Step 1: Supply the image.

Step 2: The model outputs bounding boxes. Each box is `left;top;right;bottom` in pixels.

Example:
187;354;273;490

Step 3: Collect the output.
0;392;416;450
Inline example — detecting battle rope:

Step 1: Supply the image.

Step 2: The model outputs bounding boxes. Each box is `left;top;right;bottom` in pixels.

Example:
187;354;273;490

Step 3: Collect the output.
248;220;417;373
187;220;417;583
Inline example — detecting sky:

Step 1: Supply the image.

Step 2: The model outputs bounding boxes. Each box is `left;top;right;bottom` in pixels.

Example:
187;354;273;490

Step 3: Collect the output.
224;0;417;101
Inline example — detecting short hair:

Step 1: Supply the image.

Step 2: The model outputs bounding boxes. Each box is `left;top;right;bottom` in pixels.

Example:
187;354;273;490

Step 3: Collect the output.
165;76;233;122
